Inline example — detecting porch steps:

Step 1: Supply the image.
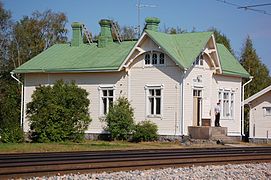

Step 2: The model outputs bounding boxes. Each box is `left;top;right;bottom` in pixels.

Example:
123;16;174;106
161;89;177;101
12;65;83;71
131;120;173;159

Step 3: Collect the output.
188;126;240;143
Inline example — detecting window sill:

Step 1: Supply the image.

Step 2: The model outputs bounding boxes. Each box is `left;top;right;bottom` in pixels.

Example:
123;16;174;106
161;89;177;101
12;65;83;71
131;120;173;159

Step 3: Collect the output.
221;118;234;120
147;115;162;118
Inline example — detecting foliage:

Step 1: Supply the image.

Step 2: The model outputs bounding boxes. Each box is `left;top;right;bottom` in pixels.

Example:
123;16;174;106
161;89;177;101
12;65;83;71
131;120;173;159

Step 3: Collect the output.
0;124;24;143
27;80;91;142
240;36;271;135
0;73;24;143
240;36;271;99
104;97;135;140
208;27;234;55
0;1;12;71
8;9;68;69
132;120;158;142
0;2;69;143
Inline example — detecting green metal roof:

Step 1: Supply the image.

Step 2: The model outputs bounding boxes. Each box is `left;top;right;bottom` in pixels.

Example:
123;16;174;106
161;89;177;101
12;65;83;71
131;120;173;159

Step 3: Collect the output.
13;29;249;79
216;43;250;78
145;30;213;69
13;41;136;73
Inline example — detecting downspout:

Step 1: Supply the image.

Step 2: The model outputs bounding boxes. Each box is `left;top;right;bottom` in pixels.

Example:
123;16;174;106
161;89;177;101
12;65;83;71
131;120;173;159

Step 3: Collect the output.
181;70;187;135
241;76;253;136
10;72;24;131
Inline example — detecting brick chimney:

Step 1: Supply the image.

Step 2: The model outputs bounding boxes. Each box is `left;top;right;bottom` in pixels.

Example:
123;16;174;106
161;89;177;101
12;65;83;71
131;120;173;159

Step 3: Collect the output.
98;19;113;48
71;22;83;47
145;17;160;32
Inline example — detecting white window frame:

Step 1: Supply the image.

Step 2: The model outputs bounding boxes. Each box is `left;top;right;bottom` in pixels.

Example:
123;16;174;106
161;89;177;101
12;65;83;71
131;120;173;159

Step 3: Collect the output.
193;54;204;66
263;107;271;116
98;85;116;116
218;89;235;119
145;84;164;118
144;51;165;67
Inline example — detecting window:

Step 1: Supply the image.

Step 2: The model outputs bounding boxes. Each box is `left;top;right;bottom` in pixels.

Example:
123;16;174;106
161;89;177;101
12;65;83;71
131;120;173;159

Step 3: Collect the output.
159;53;164;64
264;107;271;116
144;52;165;65
145;85;163;117
100;87;114;115
145;54;150;65
152;53;157;64
218;90;234;118
193;55;204;66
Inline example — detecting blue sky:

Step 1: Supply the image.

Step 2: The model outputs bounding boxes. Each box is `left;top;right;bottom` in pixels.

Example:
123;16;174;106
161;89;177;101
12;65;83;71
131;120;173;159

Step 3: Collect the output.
2;0;271;73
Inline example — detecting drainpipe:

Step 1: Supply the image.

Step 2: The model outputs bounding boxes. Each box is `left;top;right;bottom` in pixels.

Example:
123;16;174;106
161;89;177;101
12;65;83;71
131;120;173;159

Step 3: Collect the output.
241;76;253;136
181;70;187;135
10;72;24;131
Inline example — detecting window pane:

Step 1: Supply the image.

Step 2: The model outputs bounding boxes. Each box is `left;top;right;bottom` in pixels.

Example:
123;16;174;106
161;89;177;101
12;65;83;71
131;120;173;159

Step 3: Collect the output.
145;54;150;64
155;89;161;96
149;89;154;96
103;90;107;96
223;100;229;117
224;92;229;99
109;90;113;96
200;59;203;66
265;107;271;116
149;98;154;115
103;98;107;114
156;97;161;114
159;53;164;64
152;53;157;64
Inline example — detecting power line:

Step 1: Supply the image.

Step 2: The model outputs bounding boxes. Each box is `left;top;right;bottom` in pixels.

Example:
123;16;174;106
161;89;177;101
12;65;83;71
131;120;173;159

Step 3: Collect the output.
215;0;271;16
238;3;271;9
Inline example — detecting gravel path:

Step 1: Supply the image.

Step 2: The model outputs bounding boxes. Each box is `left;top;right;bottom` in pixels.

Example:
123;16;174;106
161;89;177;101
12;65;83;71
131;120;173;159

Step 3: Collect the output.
29;163;271;180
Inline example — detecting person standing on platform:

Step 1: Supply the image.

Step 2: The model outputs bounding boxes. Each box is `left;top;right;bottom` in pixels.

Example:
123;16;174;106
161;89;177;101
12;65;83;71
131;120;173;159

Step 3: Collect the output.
214;101;221;127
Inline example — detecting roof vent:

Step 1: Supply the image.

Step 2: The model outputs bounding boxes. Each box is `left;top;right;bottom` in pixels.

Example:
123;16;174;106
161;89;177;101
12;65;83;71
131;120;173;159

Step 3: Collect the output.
71;22;83;47
144;17;160;32
98;19;113;48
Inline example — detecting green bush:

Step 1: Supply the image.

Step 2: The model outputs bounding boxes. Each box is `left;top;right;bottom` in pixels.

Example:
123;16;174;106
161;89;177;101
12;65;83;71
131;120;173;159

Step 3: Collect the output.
104;97;135;140
0;124;24;143
0;79;24;143
27;80;91;142
133;120;158;142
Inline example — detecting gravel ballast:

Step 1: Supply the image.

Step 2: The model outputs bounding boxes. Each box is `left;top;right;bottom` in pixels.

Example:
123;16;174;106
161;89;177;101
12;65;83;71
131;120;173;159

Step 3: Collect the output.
29;163;271;180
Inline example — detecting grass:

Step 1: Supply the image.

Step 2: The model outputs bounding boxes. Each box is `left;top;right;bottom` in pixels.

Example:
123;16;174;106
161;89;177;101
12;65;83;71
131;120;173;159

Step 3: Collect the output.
0;140;184;154
1;140;269;154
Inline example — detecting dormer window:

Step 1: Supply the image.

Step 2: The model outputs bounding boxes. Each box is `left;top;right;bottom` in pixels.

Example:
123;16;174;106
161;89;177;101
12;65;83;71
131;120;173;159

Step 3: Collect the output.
193;55;204;66
144;52;165;66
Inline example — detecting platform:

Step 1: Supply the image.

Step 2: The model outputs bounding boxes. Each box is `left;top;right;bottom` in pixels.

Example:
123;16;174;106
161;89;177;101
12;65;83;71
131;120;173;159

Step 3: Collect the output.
188;126;227;140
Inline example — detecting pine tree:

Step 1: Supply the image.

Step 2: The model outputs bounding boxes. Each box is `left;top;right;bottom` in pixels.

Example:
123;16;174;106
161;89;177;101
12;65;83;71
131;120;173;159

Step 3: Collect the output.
240;36;271;99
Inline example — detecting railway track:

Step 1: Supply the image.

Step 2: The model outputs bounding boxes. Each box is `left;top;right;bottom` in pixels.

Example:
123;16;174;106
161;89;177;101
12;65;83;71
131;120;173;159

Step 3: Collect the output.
0;146;271;179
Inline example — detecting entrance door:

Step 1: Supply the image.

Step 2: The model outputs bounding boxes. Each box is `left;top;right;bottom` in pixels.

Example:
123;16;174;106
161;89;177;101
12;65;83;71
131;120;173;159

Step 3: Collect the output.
193;89;202;126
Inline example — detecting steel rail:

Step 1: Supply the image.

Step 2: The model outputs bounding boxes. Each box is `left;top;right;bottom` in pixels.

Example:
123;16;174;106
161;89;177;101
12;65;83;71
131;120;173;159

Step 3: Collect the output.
0;146;270;179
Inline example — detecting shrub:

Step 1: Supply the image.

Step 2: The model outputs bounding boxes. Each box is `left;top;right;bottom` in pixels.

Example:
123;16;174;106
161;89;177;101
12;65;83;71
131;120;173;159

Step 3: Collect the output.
0;124;24;143
0;81;24;143
27;80;91;142
133;120;158;142
104;97;134;140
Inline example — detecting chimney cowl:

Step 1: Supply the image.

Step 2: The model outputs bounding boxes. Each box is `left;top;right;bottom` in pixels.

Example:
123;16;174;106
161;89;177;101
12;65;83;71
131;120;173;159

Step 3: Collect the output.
145;17;160;32
145;17;160;24
99;19;111;27
71;22;82;28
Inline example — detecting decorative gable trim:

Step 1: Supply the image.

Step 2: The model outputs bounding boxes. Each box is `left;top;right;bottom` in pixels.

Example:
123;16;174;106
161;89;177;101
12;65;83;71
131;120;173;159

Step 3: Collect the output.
118;31;186;72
